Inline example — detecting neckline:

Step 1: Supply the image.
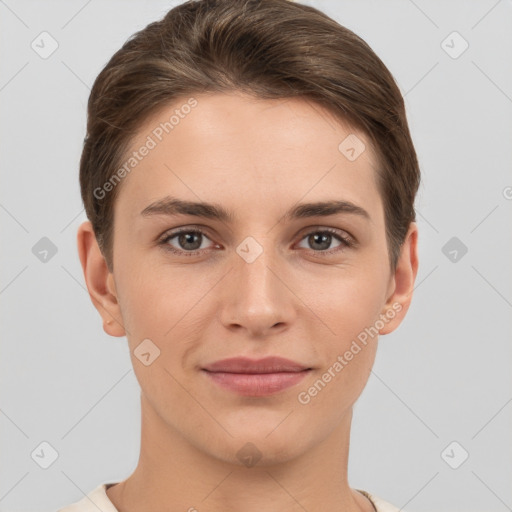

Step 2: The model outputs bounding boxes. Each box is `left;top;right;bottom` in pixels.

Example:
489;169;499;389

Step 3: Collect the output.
103;483;378;512
356;489;378;512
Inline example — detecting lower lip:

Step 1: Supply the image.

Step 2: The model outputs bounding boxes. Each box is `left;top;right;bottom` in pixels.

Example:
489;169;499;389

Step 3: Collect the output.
202;369;311;396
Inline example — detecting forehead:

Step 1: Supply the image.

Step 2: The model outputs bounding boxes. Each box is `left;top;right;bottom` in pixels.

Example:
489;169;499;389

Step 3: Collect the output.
113;92;383;224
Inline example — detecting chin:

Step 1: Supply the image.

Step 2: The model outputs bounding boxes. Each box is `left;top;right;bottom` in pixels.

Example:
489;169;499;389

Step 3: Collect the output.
203;428;314;468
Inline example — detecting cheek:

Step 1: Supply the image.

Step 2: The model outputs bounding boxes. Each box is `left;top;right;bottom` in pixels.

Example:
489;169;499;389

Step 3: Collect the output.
113;258;169;345
306;264;386;339
115;244;176;315
115;261;216;369
300;266;385;399
115;267;193;403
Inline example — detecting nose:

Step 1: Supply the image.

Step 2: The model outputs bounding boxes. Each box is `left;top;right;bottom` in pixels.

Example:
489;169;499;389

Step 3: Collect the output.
217;238;297;338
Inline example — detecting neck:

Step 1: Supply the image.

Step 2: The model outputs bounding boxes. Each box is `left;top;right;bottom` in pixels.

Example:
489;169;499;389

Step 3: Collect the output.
106;393;374;512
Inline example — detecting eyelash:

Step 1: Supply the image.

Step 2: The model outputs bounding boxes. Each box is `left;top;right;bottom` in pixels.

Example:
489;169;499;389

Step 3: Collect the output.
157;226;355;257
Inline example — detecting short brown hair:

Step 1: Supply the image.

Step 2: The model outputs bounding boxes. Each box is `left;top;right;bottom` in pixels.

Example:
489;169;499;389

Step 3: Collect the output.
80;0;420;272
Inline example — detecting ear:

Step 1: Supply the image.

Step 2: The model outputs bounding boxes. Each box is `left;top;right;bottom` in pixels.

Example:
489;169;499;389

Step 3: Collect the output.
379;222;419;335
76;221;126;337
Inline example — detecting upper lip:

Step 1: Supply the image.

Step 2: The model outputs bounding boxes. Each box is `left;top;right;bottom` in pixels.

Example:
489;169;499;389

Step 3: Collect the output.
202;356;311;374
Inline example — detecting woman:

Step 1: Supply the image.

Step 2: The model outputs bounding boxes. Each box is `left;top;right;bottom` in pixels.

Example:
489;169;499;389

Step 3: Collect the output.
62;0;419;510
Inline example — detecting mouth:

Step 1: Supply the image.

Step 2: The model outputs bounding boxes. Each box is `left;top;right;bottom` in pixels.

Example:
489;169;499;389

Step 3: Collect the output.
201;356;312;396
202;369;312;396
202;355;311;373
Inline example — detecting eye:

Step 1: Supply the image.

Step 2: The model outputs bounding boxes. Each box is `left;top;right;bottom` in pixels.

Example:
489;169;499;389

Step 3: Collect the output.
158;226;355;257
296;228;354;255
159;228;216;256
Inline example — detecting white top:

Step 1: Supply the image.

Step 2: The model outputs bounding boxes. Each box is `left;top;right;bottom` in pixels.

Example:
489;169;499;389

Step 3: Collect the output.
56;482;404;512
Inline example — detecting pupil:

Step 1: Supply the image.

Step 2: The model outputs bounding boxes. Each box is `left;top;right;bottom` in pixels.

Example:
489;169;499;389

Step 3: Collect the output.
180;232;201;250
310;233;330;250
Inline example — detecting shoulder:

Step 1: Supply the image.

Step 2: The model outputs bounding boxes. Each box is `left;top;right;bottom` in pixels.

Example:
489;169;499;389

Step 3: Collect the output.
56;482;119;512
358;489;405;512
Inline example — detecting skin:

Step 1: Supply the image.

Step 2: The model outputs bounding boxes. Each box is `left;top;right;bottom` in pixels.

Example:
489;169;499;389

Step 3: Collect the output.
77;91;418;512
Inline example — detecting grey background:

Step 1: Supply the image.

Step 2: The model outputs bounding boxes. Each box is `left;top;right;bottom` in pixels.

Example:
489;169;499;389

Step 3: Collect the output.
1;1;511;511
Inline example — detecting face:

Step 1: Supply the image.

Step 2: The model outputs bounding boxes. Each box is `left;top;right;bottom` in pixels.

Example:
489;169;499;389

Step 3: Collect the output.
80;91;417;466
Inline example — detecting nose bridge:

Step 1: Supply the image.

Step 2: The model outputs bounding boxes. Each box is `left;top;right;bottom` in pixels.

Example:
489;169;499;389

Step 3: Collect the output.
219;233;295;333
235;234;281;301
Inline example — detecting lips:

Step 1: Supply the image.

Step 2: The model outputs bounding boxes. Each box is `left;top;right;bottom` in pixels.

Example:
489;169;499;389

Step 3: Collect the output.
201;356;312;396
202;356;311;374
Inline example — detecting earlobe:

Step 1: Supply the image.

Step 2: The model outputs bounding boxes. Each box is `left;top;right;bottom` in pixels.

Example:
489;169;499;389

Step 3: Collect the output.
76;221;126;338
379;222;419;335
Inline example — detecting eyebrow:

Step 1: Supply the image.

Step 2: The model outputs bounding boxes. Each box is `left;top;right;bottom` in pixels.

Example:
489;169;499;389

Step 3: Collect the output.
140;196;370;223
